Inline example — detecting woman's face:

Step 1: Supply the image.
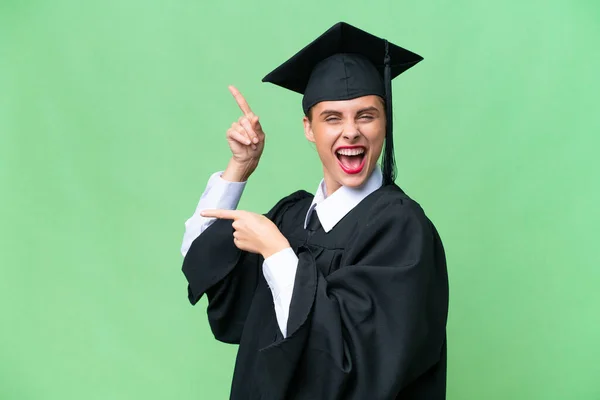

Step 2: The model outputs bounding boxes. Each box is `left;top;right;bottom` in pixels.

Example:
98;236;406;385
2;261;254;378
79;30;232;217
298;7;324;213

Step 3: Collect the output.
303;95;386;196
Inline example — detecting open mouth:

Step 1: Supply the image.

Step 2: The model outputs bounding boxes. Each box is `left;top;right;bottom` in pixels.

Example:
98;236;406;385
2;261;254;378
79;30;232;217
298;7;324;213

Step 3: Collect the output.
335;146;367;174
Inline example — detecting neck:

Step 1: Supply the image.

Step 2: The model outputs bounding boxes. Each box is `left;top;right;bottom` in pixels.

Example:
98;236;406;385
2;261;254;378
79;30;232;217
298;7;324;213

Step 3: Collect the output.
322;166;377;198
323;175;341;198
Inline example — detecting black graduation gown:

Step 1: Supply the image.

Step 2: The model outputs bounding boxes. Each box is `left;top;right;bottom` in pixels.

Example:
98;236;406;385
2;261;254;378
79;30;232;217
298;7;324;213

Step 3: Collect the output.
182;184;449;400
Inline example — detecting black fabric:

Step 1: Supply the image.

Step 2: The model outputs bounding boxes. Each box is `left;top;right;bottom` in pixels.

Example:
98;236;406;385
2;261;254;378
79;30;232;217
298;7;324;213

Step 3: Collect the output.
306;209;322;233
300;53;385;115
261;21;423;113
182;185;449;399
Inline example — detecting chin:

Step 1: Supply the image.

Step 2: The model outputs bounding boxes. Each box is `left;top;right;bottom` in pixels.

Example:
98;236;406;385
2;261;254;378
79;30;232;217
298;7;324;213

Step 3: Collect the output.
323;158;375;192
337;170;370;188
341;177;365;187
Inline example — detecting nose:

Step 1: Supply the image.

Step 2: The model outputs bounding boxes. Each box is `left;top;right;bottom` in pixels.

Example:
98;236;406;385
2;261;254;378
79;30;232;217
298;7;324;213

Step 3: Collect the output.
342;123;360;141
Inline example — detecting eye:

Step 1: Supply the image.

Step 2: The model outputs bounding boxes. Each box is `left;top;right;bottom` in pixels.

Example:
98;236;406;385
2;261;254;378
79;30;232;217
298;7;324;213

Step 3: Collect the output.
358;114;374;121
325;116;341;122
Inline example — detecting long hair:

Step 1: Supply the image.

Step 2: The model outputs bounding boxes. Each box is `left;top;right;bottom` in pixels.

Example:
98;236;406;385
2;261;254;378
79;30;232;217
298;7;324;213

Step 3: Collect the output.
382;39;396;186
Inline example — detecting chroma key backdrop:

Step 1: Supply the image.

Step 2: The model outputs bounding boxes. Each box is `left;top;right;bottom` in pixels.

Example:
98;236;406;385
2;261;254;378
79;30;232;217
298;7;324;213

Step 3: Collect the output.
1;0;599;399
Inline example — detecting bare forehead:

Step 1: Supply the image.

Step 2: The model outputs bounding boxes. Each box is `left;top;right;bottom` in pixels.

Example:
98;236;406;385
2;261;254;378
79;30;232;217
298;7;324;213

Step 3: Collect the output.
313;95;384;113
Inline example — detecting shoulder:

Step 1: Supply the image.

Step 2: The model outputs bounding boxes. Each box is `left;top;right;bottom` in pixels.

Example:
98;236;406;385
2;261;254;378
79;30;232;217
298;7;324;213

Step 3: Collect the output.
266;189;313;224
343;185;443;266
367;184;426;218
359;184;434;235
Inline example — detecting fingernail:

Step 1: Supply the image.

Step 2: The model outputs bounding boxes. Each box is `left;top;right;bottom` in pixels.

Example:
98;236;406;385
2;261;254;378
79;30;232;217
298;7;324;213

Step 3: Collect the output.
252;144;257;150
246;140;252;145
253;137;259;143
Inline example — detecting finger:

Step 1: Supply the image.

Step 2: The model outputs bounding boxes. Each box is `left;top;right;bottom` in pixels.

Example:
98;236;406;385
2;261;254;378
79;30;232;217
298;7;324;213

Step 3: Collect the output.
234;124;257;150
250;115;263;134
232;121;251;142
239;116;259;144
228;85;253;116
256;129;265;143
233;124;257;150
249;116;265;143
228;127;252;146
232;237;247;251
201;209;239;219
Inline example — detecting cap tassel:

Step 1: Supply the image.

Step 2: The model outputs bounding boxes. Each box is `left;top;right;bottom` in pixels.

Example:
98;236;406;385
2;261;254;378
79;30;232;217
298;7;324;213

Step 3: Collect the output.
382;40;396;186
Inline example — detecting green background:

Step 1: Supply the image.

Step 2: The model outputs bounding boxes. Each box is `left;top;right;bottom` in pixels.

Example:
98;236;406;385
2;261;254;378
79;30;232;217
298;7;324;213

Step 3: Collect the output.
1;0;599;399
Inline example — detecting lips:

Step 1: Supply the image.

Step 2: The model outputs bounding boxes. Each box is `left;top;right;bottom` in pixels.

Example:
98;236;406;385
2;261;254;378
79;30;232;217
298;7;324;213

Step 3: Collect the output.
335;146;366;174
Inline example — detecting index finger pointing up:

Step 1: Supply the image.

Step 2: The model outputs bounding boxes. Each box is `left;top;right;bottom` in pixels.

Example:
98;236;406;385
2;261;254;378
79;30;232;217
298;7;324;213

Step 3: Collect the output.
228;85;253;116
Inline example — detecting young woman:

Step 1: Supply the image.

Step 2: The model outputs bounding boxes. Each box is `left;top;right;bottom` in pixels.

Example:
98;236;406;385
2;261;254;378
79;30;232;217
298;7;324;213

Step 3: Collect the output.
181;22;449;400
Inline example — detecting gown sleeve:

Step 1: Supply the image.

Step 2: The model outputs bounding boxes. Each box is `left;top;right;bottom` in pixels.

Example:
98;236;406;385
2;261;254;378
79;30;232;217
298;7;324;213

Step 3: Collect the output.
180;171;246;257
256;196;449;399
181;190;309;344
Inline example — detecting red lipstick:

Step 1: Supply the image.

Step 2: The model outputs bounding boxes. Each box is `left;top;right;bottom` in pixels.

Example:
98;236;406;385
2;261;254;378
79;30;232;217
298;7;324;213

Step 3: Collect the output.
335;146;367;175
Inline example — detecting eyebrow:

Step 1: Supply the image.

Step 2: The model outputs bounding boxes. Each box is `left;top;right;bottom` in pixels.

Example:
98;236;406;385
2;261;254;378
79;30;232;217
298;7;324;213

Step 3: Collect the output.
319;109;342;117
319;106;380;117
356;106;380;114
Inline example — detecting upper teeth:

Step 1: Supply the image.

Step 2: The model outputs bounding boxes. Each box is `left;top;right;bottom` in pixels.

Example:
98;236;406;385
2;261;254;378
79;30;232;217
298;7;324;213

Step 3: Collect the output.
337;148;365;156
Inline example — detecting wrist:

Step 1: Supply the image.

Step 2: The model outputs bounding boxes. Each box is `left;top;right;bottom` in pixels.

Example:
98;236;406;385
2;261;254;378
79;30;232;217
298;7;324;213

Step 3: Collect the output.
262;237;291;260
222;158;257;182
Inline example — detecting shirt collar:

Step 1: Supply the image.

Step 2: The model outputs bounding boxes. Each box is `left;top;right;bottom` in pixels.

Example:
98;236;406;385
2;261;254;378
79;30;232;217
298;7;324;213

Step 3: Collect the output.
303;165;383;233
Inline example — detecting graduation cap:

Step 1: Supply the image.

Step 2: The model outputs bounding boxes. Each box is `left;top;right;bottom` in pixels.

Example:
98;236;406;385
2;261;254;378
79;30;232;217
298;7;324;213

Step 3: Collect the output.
262;22;423;185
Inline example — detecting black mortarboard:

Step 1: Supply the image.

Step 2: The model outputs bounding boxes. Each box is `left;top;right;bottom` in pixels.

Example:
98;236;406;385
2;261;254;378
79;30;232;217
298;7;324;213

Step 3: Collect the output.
262;22;423;185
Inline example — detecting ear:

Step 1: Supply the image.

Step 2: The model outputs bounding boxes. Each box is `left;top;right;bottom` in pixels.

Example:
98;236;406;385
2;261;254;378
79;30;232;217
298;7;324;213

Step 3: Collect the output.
303;116;315;143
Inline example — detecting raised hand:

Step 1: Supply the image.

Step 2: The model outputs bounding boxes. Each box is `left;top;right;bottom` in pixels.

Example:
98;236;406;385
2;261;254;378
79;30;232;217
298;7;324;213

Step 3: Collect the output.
223;86;266;182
